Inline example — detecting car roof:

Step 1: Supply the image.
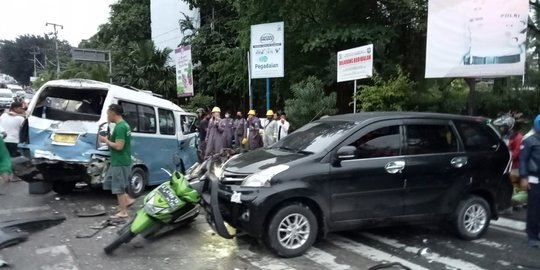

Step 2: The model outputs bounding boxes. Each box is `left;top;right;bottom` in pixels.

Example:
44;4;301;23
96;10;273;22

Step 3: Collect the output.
322;112;486;123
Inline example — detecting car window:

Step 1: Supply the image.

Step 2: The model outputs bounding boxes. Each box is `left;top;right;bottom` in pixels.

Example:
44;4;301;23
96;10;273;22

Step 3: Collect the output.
405;124;458;155
272;121;357;154
454;121;499;152
350;125;400;159
158;109;175;135
181;115;197;134
120;101;156;134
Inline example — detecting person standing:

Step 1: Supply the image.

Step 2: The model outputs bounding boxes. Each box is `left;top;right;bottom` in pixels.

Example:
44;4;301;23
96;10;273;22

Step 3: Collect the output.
276;113;290;141
247;110;263;150
0;101;26;157
99;104;135;219
221;112;234;149
233;111;246;149
196;110;209;162
205;107;224;158
263;110;278;147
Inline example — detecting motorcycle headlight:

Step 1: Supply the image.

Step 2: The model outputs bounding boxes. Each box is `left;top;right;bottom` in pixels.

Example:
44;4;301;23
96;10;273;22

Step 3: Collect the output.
144;203;166;215
242;165;289;188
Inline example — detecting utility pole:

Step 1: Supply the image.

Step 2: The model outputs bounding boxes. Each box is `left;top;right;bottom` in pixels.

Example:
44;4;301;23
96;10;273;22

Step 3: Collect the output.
46;22;63;78
29;46;40;77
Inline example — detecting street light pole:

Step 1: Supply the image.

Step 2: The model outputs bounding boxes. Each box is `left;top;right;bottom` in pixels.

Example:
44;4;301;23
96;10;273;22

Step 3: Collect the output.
46;22;63;78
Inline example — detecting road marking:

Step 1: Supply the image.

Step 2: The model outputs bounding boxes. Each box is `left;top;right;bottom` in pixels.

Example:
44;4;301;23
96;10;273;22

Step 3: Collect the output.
35;245;79;270
0;206;51;215
470;239;509;251
362;233;486;270
491;217;526;231
328;235;430;270
236;248;296;270
305;247;351;270
490;224;527;237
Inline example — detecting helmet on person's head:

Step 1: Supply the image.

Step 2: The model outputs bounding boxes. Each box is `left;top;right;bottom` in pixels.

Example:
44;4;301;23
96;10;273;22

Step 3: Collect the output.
248;109;256;116
534;114;540;133
196;108;205;114
266;110;274;116
492;114;515;131
212;107;221;113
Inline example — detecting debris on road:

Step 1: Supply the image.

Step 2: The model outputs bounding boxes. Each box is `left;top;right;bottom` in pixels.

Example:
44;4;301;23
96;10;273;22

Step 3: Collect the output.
0;215;66;250
74;204;106;217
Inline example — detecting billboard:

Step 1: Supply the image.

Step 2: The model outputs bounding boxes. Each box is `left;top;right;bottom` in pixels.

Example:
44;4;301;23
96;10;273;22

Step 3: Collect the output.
337;44;374;82
250;22;285;79
425;0;529;78
175;45;194;97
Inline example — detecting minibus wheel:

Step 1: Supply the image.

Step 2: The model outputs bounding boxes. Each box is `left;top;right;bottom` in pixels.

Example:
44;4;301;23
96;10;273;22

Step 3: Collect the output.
128;167;146;198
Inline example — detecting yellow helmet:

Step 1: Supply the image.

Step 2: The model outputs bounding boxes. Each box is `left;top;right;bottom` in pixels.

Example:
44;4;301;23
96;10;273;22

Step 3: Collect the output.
242;138;248;145
248;109;256;116
266;110;274;116
212;107;221;113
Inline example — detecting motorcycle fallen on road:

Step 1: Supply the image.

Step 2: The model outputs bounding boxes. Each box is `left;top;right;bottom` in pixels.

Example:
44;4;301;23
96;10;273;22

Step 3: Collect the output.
103;149;238;255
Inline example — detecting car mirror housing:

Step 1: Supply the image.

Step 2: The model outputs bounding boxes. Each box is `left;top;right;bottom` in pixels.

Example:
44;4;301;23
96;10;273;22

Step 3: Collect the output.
336;146;357;160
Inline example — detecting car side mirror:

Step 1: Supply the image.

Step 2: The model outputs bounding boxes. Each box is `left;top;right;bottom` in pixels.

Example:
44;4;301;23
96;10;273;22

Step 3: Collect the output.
336;146;357;160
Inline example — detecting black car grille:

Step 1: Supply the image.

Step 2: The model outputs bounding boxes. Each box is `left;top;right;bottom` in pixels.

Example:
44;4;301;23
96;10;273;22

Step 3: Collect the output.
221;172;248;186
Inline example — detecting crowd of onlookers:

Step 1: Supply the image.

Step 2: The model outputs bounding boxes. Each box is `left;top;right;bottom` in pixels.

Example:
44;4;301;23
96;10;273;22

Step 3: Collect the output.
196;107;290;160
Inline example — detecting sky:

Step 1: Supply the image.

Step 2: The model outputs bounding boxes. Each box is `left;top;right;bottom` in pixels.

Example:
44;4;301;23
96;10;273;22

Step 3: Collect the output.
0;0;117;46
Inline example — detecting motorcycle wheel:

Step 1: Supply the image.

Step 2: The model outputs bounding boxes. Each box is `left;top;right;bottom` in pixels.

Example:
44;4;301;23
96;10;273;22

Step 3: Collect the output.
104;229;136;255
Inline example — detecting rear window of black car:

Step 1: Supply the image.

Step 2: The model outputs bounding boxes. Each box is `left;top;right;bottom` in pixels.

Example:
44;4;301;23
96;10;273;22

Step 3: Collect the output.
272;121;357;154
454;120;499;152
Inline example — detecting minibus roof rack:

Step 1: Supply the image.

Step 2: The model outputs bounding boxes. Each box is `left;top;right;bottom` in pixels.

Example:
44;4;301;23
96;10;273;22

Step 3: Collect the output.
123;85;164;98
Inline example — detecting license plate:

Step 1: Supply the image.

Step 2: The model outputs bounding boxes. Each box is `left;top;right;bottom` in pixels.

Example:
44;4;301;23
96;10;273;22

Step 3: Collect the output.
52;134;78;145
158;184;182;207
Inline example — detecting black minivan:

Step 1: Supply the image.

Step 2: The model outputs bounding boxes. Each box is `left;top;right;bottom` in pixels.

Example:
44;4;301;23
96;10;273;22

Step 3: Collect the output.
201;112;513;258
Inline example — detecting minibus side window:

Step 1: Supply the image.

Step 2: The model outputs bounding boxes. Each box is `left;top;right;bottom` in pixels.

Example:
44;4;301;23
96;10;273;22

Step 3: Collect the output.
181;115;197;134
119;101;156;134
158;109;175;135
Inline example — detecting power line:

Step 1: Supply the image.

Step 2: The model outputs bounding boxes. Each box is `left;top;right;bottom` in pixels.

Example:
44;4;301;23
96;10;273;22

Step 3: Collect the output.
46;22;63;78
152;27;180;39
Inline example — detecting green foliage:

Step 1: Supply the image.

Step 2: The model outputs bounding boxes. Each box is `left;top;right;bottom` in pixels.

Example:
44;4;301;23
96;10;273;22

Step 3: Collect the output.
284;77;337;129
184;93;215;112
357;67;415;111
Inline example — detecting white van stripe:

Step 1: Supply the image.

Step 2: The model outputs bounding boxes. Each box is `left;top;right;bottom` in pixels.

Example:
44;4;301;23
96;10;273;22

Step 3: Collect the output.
328;235;430;270
0;206;51;215
362;233;486;270
35;245;79;270
491;217;526;231
305;247;351;270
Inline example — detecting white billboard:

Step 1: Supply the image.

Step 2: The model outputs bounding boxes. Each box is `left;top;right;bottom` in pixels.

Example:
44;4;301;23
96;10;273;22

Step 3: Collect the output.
175;45;194;98
425;0;529;78
250;22;285;79
337;44;374;82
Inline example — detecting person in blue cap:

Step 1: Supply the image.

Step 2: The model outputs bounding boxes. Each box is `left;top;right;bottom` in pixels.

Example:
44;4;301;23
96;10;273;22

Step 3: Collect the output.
519;114;540;248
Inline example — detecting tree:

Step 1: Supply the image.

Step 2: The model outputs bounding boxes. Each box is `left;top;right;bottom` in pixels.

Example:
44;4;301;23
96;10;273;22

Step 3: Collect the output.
0;35;71;84
357;67;415;112
284;77;337;129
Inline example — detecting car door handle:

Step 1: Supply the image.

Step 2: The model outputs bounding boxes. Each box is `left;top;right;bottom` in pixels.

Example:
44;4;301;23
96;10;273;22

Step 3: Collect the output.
385;161;405;174
451;157;468;168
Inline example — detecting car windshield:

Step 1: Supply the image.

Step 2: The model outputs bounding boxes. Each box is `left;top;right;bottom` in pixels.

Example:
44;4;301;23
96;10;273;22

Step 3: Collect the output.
0;92;12;98
271;120;357;154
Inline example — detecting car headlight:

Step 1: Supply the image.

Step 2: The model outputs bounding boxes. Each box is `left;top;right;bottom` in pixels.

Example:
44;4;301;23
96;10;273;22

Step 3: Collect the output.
242;165;289;187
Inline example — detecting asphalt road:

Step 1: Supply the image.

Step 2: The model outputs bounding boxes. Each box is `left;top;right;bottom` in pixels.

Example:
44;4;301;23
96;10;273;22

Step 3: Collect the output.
0;180;538;270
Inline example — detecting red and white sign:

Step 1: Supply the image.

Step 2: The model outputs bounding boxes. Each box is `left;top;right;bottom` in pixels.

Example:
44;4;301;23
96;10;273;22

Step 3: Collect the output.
337;44;373;82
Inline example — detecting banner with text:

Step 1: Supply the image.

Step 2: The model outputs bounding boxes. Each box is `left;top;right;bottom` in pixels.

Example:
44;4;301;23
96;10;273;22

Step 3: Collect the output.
425;0;529;78
337;44;373;82
250;22;285;79
175;45;194;97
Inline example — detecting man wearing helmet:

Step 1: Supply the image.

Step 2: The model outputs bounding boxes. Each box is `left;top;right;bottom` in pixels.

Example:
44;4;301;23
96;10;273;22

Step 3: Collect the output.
205;107;224;159
519;114;540;248
493;113;524;198
247;110;263;150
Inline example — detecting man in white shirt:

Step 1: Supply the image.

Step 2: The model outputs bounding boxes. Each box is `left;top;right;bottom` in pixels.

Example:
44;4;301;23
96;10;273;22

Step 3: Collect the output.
276;113;290;141
0;101;25;157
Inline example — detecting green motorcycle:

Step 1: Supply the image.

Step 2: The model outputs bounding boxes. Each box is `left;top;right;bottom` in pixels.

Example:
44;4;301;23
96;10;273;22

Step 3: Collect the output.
104;169;202;254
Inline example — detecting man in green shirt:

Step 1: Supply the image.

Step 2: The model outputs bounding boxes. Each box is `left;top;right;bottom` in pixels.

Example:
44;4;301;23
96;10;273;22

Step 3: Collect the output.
99;104;134;218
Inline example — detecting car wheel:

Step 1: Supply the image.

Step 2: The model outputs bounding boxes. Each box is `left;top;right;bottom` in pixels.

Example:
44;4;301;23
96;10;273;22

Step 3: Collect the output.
127;167;146;198
51;182;76;195
452;195;491;240
265;203;318;258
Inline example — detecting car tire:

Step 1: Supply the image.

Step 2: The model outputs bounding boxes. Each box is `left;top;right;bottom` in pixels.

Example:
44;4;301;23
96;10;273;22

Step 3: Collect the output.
127;167;146;198
265;203;318;258
51;182;76;195
452;195;491;240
